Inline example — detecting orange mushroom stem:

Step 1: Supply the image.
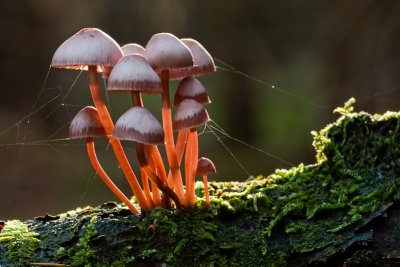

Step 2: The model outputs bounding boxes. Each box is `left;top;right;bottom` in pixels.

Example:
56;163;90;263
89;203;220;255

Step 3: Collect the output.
188;128;199;207
161;70;186;204
136;143;161;207
86;138;140;215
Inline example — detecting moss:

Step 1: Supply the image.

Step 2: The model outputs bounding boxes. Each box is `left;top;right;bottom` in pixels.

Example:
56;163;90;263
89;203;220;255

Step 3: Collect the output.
345;250;375;267
0;220;40;264
55;246;67;260
69;215;99;266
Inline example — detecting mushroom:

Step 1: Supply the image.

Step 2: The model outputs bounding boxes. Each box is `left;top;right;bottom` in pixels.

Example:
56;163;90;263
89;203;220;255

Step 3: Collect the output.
51;28;151;212
196;157;216;209
170;38;216;80
121;43;145;56
113;106;182;210
107;53;163;104
174;76;211;106
144;33;194;204
70;106;139;215
107;54;170;206
173;99;210;207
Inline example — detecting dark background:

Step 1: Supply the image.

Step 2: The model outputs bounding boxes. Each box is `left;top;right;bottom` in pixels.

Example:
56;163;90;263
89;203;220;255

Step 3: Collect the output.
1;0;400;220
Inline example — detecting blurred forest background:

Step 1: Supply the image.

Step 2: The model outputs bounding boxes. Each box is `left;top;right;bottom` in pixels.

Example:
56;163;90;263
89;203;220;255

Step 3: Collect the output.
1;0;400;220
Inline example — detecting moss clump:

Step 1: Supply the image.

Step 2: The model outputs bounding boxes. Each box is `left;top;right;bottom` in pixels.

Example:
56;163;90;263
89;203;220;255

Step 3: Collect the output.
0;220;40;264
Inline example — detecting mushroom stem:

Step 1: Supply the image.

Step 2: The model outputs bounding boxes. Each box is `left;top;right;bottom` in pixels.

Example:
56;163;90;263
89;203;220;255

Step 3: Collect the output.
139;168;155;209
176;129;190;163
87;65;151;212
146;145;168;182
167;129;189;186
185;128;198;207
141;164;183;211
136;143;161;207
203;174;210;209
146;148;172;209
86;137;140;215
160;70;185;204
131;91;143;107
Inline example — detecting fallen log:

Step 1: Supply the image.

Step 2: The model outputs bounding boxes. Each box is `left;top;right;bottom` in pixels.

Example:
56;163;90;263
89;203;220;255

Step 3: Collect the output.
1;99;400;266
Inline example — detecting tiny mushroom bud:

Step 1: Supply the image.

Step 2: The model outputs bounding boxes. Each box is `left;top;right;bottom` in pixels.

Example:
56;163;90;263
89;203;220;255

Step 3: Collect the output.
196;157;216;209
121;43;145;56
52;27;150;212
173;99;210;207
70;106;140;215
170;38;216;80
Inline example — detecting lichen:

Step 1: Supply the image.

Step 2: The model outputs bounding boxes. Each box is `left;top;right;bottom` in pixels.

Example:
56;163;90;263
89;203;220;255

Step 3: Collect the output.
0;220;40;264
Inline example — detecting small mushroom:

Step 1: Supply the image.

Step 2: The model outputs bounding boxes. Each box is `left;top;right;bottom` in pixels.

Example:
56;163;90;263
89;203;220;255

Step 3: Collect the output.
70;106;139;215
173;99;210;207
113;107;182;210
121;43;146;56
51;28;150;212
144;32;194;204
107;53;163;103
174;76;211;106
107;54;169;206
170;38;216;80
196;157;216;209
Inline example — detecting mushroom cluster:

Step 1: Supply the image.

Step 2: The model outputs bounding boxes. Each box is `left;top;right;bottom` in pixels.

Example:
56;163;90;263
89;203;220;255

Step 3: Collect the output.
51;28;217;214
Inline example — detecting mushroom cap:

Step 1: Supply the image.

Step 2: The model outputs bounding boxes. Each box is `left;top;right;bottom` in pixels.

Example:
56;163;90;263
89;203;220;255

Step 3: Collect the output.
172;99;209;131
107;54;162;94
144;33;193;71
196;157;216;175
51;28;123;73
170;38;216;80
121;43;145;56
70;106;106;139
113;106;165;145
174;77;211;106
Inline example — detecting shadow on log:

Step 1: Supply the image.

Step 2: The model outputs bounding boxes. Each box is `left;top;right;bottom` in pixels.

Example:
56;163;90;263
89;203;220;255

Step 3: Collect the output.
1;98;400;266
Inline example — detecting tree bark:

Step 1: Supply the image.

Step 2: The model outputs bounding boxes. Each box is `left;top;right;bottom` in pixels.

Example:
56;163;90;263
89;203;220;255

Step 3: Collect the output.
1;100;400;267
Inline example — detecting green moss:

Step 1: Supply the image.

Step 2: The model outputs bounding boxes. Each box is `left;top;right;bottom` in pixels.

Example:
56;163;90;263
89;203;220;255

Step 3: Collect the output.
55;246;67;260
345;250;375;267
0;220;40;264
69;215;99;266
